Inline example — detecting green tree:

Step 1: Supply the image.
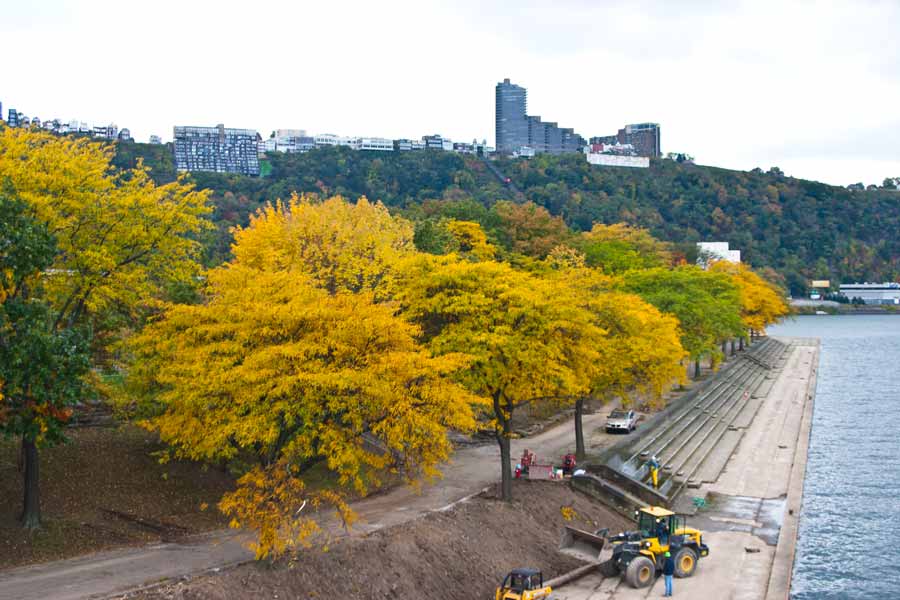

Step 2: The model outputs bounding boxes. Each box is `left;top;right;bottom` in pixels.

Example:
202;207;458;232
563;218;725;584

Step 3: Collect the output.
622;266;743;378
0;127;211;528
574;223;672;274
0;188;90;528
413;218;457;255
116;143;900;300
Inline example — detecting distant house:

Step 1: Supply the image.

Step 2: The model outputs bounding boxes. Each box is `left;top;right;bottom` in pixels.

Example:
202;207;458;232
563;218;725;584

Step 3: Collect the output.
697;242;741;268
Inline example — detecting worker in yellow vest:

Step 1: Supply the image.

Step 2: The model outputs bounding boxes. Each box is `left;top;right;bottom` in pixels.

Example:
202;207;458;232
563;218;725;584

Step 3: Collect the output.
647;455;661;488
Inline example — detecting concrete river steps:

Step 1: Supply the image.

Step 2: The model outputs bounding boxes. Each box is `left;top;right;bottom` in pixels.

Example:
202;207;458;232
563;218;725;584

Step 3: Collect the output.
577;337;790;512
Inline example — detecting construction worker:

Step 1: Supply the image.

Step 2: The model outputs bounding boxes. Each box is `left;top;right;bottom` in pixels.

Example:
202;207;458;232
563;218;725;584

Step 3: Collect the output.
520;449;534;476
662;550;675;596
562;453;576;476
656;518;669;546
647;455;661;488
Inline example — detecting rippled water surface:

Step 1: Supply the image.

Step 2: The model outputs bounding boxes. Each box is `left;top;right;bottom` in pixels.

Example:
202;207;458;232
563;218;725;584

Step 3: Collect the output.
768;315;900;598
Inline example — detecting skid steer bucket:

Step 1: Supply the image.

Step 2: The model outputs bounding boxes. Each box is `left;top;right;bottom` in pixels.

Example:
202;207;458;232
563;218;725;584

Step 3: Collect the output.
559;526;607;561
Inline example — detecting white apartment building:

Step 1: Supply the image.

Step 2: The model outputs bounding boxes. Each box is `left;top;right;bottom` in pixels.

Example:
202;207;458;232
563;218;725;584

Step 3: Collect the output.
358;137;394;151
259;137;277;156
272;129;314;153
276;128;306;139
92;124;118;139
314;134;352;147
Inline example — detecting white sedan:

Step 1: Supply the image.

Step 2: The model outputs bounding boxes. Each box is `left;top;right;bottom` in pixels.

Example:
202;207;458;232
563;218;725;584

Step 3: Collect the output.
605;409;638;434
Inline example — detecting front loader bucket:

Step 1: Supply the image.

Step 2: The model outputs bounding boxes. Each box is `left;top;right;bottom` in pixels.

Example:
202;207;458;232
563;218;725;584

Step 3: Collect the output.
559;526;607;562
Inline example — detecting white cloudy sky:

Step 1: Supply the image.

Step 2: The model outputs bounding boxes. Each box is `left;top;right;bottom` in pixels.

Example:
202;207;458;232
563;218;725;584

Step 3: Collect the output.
2;0;898;186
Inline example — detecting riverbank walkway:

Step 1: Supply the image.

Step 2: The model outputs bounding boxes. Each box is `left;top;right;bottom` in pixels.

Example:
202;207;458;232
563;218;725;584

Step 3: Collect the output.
574;337;791;511
553;337;819;599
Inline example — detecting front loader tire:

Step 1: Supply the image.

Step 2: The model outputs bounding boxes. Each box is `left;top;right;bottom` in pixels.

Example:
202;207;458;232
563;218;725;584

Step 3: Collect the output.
674;547;698;578
625;556;655;588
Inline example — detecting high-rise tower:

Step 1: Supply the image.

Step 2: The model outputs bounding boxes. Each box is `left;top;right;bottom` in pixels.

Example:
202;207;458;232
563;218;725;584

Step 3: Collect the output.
495;78;528;154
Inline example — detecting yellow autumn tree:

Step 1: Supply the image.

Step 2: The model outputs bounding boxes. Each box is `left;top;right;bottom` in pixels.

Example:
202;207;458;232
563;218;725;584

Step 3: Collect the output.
396;256;604;501
546;244;587;270
710;261;790;335
579;292;686;456
0;128;211;321
231;194;414;295
544;266;686;458
129;264;478;559
0;127;211;528
444;220;497;261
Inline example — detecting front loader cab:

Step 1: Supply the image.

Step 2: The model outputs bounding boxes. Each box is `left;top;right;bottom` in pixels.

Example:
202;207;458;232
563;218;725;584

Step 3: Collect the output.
635;506;676;553
496;568;552;600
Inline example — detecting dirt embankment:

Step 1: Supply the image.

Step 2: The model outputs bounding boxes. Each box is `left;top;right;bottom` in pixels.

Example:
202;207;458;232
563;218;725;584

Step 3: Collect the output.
126;480;630;600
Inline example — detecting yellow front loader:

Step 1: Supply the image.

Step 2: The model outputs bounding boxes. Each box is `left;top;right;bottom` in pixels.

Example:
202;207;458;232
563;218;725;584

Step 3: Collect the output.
495;568;552;600
599;506;710;588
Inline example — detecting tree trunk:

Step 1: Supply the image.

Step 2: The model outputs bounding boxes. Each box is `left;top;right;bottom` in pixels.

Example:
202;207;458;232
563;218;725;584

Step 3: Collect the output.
721;341;727;358
574;398;586;461
739;337;744;351
493;392;514;502
694;358;701;379
731;339;737;356
497;431;512;502
20;437;41;530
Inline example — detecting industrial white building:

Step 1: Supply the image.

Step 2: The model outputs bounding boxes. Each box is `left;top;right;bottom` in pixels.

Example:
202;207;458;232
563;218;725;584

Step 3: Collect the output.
839;283;900;305
586;153;650;168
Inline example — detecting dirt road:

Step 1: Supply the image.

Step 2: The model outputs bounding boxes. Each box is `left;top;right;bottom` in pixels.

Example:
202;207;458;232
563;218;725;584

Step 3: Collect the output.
0;411;612;600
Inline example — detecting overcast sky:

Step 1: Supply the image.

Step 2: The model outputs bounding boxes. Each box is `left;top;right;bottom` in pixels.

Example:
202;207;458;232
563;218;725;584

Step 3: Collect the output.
2;0;898;186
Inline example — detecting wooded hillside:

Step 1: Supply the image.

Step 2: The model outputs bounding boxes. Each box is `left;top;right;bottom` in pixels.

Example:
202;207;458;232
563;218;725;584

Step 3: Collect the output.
113;143;900;293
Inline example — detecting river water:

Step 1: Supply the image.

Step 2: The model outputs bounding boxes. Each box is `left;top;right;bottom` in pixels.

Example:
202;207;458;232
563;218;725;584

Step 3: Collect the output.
768;315;900;598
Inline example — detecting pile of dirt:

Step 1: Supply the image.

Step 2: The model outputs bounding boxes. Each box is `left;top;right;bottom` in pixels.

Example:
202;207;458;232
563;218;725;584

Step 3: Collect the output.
127;480;631;600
